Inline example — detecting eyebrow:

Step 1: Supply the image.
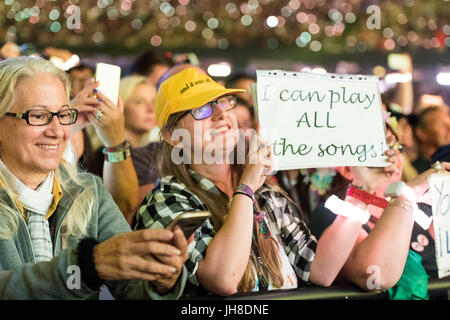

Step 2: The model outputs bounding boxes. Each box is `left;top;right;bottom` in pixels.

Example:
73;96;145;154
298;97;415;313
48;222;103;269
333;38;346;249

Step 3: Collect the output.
28;104;71;110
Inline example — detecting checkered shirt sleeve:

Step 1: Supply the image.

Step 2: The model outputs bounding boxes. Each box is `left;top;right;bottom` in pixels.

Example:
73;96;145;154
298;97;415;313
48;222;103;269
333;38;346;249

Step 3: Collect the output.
257;186;317;286
135;176;216;287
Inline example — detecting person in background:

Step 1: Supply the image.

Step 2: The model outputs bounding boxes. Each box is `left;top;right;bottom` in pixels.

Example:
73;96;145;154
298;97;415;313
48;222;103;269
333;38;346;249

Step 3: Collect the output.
386;110;419;182
309;126;449;295
0;56;189;299
226;72;256;108
234;97;256;133
412;106;450;173
129;50;174;87
135;67;399;297
119;76;158;147
66;63;95;164
68;75;140;223
0;41;20;60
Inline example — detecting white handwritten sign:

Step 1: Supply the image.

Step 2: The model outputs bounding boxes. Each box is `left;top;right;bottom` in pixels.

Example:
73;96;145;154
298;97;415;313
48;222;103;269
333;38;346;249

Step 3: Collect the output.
253;70;388;170
430;174;450;279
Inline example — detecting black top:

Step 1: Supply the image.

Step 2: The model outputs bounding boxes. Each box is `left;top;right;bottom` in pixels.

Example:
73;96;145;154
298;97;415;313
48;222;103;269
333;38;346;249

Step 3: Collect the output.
130;142;160;186
309;201;438;279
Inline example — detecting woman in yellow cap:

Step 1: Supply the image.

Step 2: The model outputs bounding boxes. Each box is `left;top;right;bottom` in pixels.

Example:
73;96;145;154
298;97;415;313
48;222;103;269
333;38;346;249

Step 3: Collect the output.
135;67;399;296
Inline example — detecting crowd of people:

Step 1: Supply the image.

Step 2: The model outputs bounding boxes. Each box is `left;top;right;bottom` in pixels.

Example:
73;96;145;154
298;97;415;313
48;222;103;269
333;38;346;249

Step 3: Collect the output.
0;40;449;300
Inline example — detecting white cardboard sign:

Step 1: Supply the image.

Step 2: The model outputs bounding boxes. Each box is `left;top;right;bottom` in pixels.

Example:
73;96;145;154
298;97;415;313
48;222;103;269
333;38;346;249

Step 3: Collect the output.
253;70;388;170
430;174;450;279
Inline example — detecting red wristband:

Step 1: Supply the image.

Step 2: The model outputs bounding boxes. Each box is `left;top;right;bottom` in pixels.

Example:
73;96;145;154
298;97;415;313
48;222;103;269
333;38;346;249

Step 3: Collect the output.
346;185;389;209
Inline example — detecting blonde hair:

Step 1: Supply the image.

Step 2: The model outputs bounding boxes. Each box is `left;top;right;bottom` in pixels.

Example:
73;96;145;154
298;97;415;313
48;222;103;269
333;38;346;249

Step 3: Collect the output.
159;113;284;292
0;57;94;239
119;75;152;106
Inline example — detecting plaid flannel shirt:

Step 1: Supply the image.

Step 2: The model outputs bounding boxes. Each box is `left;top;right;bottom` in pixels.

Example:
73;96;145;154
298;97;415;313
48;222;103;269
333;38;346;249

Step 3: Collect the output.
135;170;317;295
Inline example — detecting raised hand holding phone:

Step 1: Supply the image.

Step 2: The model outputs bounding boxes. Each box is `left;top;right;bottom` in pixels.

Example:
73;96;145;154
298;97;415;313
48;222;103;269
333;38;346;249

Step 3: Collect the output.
95;63;121;105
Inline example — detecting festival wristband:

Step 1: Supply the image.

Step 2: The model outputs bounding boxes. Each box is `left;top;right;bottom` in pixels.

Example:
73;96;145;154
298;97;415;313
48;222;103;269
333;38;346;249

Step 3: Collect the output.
233;184;255;203
346;184;389;209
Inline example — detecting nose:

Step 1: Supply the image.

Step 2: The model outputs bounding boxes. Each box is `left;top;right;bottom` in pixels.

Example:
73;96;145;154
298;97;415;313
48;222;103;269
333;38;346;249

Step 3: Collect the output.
211;104;226;121
44;114;65;138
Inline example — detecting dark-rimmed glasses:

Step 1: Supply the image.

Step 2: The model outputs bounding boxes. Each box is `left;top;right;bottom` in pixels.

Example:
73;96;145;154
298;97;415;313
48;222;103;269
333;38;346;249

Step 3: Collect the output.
182;95;237;120
4;107;78;126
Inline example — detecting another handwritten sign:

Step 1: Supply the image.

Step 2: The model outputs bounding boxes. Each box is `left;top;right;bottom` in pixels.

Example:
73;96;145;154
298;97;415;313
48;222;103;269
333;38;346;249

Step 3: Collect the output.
430;174;450;279
253;70;388;170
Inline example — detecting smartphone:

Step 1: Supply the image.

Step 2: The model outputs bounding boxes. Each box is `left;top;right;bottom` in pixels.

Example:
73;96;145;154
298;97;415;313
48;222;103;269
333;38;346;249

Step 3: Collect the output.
95;63;121;105
167;211;211;239
387;53;409;71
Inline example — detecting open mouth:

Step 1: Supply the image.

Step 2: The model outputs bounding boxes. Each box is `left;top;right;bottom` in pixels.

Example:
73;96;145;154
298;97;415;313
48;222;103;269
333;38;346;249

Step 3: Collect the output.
36;144;58;151
211;125;231;136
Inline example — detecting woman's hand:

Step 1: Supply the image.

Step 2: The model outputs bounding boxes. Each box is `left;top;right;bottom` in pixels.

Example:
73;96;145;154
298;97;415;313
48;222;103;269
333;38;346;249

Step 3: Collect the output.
351;147;399;193
86;90;126;147
93;229;183;282
239;134;273;192
70;79;101;132
407;161;450;204
147;227;193;294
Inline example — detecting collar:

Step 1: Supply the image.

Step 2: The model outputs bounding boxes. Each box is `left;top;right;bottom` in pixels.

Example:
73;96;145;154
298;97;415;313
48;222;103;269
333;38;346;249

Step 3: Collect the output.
0;164;84;220
187;169;228;198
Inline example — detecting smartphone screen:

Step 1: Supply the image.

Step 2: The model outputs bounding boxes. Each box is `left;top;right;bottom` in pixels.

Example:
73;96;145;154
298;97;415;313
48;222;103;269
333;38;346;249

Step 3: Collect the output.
95;63;121;105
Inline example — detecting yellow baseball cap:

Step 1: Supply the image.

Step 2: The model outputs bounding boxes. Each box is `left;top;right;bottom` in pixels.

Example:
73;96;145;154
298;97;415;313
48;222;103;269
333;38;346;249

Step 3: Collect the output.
155;67;246;128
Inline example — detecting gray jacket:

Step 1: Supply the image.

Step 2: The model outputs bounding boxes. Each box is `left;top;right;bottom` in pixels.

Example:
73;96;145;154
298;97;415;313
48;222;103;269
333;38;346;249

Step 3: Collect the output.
0;166;186;299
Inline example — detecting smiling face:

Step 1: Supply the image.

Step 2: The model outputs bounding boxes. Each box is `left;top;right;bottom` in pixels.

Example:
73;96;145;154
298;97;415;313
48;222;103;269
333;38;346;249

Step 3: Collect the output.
175;95;239;163
0;73;71;186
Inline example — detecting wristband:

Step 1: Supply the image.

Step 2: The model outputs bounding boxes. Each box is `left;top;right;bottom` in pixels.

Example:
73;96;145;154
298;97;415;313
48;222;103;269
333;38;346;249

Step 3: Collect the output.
346;184;389;209
103;140;130;152
233;184;255;203
325;195;371;224
77;238;104;291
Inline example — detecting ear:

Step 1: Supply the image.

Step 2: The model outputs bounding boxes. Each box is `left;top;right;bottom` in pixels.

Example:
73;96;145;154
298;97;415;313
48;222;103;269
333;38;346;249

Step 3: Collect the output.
161;129;177;147
161;128;185;148
336;166;353;181
414;127;427;143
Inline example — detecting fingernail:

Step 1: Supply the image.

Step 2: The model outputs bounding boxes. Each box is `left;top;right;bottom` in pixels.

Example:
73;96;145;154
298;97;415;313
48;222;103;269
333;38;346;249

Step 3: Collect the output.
173;249;181;255
172;267;178;274
93;89;98;93
97;99;103;102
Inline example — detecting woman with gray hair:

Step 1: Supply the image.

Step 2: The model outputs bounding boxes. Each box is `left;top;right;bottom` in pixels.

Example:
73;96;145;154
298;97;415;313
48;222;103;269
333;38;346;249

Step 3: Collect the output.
0;56;189;299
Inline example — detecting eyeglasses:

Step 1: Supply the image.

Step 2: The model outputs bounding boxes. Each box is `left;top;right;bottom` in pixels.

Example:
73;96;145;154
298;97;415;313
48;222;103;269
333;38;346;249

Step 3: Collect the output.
4;107;78;126
183;95;237;120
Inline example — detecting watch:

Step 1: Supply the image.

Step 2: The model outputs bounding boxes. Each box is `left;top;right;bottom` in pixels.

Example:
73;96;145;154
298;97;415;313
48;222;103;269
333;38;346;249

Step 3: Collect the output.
346;184;389;209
